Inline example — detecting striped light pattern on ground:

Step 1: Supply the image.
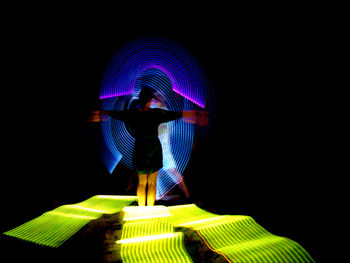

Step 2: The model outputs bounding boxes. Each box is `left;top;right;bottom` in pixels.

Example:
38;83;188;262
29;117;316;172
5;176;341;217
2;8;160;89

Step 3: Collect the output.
169;204;315;263
118;206;192;263
3;195;137;248
100;67;195;199
3;195;314;262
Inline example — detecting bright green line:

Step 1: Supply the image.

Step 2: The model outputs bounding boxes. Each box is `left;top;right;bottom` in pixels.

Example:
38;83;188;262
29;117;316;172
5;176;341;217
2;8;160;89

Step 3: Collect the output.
117;233;177;244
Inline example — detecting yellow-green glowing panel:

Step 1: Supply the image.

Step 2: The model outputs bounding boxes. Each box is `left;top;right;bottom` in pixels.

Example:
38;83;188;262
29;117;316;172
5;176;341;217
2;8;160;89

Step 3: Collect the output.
3;195;137;248
119;206;192;263
120;232;190;263
121;207;172;240
169;204;315;263
4;196;314;262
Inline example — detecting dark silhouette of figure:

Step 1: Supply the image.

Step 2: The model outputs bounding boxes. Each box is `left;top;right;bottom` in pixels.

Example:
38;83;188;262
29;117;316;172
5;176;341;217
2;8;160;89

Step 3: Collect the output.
89;87;208;206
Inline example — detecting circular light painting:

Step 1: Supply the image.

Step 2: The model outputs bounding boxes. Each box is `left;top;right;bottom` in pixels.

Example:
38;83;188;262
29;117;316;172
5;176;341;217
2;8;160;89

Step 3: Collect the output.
98;37;214;199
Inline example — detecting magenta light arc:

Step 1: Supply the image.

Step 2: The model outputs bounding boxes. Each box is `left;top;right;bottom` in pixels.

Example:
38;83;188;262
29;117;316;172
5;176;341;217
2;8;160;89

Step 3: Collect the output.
99;37;207;108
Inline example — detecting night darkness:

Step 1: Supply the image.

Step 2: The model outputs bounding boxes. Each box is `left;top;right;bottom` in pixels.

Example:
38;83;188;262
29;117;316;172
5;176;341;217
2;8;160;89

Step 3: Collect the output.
2;10;323;262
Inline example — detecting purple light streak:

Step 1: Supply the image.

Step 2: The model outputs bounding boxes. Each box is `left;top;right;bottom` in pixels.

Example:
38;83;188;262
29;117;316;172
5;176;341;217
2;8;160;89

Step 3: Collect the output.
99;91;134;100
173;88;205;108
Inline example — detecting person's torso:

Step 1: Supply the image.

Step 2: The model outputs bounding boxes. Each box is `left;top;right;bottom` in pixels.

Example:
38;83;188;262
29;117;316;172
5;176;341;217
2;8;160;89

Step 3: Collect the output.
127;109;162;140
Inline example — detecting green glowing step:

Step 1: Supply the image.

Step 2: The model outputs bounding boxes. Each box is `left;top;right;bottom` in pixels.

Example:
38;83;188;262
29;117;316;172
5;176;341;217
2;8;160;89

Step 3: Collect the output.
169;204;315;263
119;206;193;263
3;196;315;262
3;195;137;248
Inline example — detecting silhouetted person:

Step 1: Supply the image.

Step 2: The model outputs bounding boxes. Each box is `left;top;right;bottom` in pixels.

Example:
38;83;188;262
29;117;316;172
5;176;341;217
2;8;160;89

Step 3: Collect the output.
89;87;207;206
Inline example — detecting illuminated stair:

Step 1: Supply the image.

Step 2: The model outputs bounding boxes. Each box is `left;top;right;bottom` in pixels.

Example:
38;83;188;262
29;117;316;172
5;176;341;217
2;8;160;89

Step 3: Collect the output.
169;204;314;263
3;196;314;262
118;206;192;263
3;195;137;248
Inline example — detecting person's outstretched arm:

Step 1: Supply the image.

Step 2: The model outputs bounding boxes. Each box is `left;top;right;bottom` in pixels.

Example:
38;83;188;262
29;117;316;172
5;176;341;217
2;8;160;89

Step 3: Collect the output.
157;109;209;126
87;110;132;122
182;110;209;126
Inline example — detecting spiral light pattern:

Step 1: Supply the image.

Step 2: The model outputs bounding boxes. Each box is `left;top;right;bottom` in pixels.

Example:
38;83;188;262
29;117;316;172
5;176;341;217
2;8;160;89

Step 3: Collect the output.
100;37;206;108
99;38;211;199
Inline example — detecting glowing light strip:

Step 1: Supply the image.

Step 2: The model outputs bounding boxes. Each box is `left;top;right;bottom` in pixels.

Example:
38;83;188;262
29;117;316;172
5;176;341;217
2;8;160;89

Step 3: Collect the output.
178;215;244;228
117;233;177;244
67;205;109;213
168;204;315;263
156;170;183;200
119;205;192;263
3;195;314;262
100;91;134;100
3;195;137;248
49;211;96;220
123;213;172;221
120;232;191;263
173;88;205;108
121;206;172;240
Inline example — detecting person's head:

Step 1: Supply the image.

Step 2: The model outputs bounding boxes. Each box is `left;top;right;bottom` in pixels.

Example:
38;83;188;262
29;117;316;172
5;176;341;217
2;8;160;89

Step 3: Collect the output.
138;87;154;109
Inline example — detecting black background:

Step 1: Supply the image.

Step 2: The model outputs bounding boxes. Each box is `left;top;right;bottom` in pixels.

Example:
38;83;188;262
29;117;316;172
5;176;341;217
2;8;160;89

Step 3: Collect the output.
2;7;325;262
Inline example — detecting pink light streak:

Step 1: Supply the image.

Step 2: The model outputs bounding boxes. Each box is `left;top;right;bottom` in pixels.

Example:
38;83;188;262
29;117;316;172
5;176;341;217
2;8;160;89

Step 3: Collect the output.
100;91;134;100
156;176;184;200
172;89;205;108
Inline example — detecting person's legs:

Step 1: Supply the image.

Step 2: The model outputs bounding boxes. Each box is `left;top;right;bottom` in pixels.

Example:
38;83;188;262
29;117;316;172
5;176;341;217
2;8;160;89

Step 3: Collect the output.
137;173;147;206
147;170;158;206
